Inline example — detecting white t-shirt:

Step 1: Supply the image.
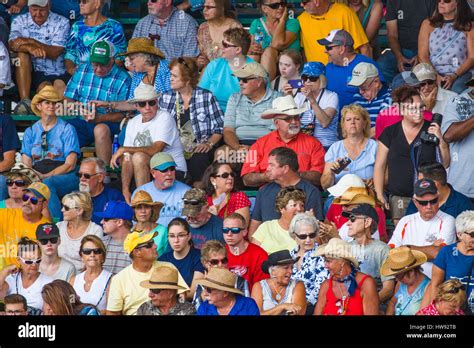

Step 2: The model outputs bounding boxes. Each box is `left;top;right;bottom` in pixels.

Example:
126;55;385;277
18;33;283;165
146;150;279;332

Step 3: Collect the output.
124;110;187;173
388;211;456;278
73;269;113;311
338;222;381;241
6;272;54;310
57;221;103;272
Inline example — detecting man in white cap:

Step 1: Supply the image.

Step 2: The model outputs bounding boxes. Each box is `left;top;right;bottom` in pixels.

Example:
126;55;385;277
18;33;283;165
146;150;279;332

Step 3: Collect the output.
64;40;131;166
220;62;281;160
8;0;70;114
111;84;186;203
412;63;457;114
241;95;325;188
348;62;392;136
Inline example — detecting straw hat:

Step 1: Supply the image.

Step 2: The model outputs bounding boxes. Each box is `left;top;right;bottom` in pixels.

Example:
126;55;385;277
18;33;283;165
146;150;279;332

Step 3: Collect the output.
313;238;359;268
196;267;243;295
131;190;164;210
3;163;41;183
118;37;165;59
127;83;161;104
31;86;63;116
261;95;307;119
380;246;427;277
332;187;375;206
140;266;188;291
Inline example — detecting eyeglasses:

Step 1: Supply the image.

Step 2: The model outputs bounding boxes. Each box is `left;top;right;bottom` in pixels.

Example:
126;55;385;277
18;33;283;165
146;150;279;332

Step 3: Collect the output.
183;199;203;205
301;75;319;82
7;180;27;187
464;231;474;238
214;172;236;179
76;172;100;179
208;257;228;266
5;310;26;315
19;257;41;265
263;1;286;9
276;115;301;122
81;248;104;255
22;194;40;205
295;232;317;240
135;241;155;250
418;80;436;88
359;78;377;92
41;131;48;152
415;197;439;206
157;166;176;173
169;233;189;239
222;40;237;49
38;238;58;245
325;45;340;51
137;100;157;108
62;205;78;211
177;57;190;71
150;288;163;294
222;227;243;234
237;77;258;83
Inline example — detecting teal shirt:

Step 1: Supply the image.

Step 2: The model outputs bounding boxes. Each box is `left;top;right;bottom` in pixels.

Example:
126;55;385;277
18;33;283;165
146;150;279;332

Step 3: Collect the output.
0;200;6;209
152;224;170;257
249;17;301;51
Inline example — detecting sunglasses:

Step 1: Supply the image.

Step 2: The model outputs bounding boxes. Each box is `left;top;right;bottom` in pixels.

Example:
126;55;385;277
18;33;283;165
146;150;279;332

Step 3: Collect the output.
276;115;301;122
464;231;474;238
38;238;58;245
214;172;236;179
62;205;77;211
300;0;310;4
325;45;340;52
137;100;157;108
301;75;319;82
150;288;163;294
103;218;117;222
7;180;27;187
209;257;228;266
157;166;176;173
135;241;155;250
19;257;41;265
22;194;40;205
223;227;243;234
149;0;158;3
346;215;366;223
177;57;190;71
295;232;317;240
415;197;439;206
264;1;286;9
81;248;104;255
183;199;203;205
204;286;215;293
41;131;48;152
76;172;100;179
446;284;465;294
418;80;436;88
222;40;237;49
438;0;452;3
237;77;258;83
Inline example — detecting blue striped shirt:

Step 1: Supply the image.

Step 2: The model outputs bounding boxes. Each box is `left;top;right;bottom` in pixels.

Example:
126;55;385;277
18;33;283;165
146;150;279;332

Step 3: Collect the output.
127;61;171;99
353;86;392;127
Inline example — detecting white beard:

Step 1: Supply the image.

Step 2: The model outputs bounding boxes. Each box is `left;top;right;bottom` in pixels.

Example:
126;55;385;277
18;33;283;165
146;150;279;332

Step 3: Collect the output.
79;183;90;193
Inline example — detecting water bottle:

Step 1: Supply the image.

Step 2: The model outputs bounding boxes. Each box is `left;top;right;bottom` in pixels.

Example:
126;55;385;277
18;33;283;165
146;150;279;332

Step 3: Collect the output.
112;134;120;154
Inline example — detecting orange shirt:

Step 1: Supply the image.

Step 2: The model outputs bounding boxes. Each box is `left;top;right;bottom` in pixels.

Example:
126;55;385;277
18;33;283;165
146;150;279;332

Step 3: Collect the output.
241;131;325;177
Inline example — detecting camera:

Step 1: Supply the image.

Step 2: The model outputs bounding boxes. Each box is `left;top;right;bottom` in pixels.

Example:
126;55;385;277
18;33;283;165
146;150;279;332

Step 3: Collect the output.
420;113;443;145
331;157;351;174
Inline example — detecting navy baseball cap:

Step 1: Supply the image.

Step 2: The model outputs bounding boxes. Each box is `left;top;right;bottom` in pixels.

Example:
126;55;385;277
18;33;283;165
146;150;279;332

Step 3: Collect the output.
342;203;379;224
94;201;134;221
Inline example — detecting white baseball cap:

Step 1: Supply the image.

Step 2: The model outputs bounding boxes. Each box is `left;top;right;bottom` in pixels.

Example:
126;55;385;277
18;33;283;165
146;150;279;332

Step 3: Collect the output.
327;174;365;197
348;62;379;87
28;0;49;7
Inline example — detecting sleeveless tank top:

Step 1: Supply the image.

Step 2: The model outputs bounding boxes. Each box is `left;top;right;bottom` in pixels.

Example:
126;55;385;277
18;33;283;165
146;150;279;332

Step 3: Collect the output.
260;279;296;312
323;275;369;315
73;269;113;311
429;21;470;75
394;276;430;315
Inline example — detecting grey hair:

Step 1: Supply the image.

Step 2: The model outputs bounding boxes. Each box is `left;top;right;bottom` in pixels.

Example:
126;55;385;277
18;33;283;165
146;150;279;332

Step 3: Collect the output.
81;157;106;174
136;53;161;66
268;266;276;278
455;210;474;234
289;212;319;236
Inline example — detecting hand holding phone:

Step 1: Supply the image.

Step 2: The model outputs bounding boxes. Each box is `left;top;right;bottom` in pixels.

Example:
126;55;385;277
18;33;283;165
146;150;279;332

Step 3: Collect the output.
288;79;303;89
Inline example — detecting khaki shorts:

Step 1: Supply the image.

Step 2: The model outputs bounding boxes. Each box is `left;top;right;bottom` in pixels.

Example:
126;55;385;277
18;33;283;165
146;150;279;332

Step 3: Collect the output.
389;195;412;220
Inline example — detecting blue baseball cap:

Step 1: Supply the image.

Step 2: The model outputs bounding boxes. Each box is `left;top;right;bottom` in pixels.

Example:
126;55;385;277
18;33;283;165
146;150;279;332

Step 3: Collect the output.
302;62;326;77
94;201;134;221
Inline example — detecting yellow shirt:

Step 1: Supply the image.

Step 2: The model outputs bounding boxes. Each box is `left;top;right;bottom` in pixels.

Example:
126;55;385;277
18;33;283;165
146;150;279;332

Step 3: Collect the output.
107;261;189;315
253;219;297;254
0;208;50;266
297;3;369;64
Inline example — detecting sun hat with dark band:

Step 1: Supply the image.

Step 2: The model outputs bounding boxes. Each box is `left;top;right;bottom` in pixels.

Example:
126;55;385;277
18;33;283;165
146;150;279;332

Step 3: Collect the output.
140;266;188;290
380;246;427;277
196;267;243;295
261;250;300;274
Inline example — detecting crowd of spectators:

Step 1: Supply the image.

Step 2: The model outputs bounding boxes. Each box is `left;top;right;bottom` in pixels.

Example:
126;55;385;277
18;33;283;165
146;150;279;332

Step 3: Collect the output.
0;0;473;317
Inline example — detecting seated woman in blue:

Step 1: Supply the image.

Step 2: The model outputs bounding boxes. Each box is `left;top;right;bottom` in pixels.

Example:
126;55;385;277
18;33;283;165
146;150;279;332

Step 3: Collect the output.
21;86;80;220
196;267;260;316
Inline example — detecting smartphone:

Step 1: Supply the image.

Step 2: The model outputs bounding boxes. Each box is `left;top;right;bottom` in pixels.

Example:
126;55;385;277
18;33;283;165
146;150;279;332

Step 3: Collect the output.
331;157;352;174
288;79;303;89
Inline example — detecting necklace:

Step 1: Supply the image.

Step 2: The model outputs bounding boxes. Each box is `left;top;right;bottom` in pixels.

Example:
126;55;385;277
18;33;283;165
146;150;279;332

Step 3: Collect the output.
270;279;285;302
335;283;349;316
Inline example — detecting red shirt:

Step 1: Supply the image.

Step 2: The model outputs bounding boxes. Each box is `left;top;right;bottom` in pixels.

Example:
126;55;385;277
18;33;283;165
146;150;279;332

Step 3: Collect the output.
240;130;325;177
206;191;251;219
375;106;433;140
226;243;269;290
326;203;388;242
323;275;369;316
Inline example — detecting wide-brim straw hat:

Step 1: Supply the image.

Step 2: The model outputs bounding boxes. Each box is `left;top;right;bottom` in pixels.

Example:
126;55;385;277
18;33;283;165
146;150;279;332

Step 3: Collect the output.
196;267;243;295
31;86;63;116
313;238;359;268
2;163;41;183
131;190;164;211
332;187;375;207
140;266;188;290
380;246;427;277
118;37;165;59
261;95;307;119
